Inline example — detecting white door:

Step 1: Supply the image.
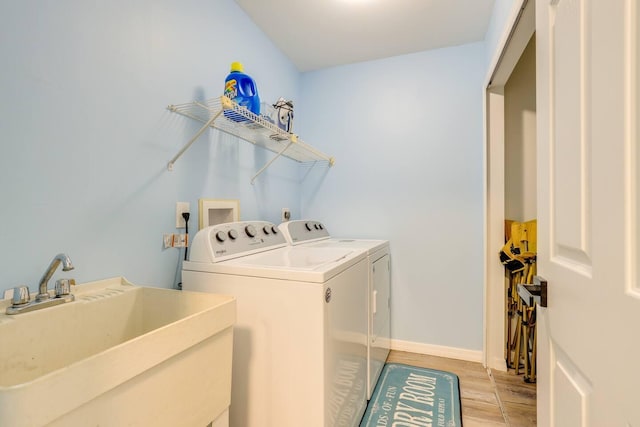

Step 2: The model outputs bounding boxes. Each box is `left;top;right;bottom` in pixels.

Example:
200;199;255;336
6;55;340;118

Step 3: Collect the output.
536;0;640;425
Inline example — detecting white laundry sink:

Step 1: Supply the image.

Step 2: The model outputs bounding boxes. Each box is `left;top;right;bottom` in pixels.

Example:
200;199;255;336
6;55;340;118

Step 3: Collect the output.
0;277;235;427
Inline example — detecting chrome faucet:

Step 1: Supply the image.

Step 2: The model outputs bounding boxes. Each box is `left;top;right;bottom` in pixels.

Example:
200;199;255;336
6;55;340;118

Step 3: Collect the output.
36;253;74;301
5;253;76;315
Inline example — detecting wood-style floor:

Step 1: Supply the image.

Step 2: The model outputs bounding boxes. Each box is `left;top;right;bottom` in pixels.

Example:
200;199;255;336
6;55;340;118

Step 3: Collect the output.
386;350;537;426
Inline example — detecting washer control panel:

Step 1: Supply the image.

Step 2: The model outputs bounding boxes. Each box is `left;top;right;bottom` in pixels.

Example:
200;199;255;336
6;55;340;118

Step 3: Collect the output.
189;221;287;262
278;220;330;245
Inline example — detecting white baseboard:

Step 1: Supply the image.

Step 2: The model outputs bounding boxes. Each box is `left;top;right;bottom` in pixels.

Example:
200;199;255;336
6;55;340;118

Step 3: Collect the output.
390;339;484;363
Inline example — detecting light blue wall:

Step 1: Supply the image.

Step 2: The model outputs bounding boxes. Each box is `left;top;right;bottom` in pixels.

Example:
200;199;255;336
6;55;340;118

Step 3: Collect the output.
0;0;301;292
298;43;486;350
1;0;516;353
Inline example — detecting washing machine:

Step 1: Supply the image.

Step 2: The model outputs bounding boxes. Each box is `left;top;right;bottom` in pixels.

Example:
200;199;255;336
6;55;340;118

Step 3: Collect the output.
182;221;368;427
278;220;391;400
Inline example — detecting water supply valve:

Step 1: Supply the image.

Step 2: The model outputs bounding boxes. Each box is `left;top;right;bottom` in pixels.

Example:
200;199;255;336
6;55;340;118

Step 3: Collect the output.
11;286;30;306
55;278;76;297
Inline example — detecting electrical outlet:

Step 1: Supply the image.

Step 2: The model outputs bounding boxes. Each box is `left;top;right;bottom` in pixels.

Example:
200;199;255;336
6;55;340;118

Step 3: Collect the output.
176;202;190;228
282;208;291;222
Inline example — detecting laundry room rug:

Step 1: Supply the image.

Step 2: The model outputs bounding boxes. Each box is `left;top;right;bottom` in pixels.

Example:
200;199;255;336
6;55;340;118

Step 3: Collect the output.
360;363;462;427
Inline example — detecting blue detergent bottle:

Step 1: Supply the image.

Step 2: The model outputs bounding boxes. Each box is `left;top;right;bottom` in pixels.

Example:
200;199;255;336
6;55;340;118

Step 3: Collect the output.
223;62;260;121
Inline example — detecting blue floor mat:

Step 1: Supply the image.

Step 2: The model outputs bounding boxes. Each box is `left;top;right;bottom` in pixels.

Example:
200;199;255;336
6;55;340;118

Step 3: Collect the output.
360;363;462;427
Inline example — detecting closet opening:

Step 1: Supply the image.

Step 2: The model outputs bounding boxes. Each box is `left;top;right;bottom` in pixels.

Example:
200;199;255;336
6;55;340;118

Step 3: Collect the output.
502;35;537;379
484;0;537;383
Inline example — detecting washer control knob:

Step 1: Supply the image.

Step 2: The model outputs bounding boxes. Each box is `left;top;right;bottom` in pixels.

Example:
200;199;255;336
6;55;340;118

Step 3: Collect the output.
215;231;227;242
228;229;238;240
263;226;271;235
245;225;257;238
305;222;313;231
271;226;278;234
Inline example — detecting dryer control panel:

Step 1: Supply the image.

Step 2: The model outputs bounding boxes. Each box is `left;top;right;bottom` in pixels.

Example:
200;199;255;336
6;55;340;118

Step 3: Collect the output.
189;221;287;263
278;220;331;245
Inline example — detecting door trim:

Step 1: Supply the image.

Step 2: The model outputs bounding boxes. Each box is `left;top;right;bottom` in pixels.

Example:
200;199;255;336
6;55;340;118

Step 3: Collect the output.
483;0;536;371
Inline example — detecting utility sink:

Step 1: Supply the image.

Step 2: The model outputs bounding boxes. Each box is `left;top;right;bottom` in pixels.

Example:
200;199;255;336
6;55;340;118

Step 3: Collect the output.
0;277;236;427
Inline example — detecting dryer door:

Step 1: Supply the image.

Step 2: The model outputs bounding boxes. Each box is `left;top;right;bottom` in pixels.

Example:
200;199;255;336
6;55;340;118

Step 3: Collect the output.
369;253;391;398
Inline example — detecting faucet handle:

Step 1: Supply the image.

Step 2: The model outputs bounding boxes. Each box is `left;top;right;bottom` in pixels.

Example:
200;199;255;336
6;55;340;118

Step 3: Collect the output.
55;278;75;297
11;286;30;306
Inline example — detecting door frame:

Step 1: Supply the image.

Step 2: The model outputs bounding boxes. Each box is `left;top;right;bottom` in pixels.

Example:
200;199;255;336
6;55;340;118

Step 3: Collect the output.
483;0;536;371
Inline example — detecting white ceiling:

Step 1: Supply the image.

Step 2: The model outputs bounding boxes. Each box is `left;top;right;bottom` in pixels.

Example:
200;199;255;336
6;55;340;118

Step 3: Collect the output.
234;0;496;72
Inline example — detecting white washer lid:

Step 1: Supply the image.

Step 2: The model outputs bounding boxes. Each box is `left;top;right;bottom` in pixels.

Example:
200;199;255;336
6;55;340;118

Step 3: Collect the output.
306;238;389;255
229;246;354;270
184;246;367;283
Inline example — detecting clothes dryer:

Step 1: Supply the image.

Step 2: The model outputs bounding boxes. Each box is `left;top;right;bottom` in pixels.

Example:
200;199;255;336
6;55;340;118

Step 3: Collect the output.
278;220;391;400
182;221;368;427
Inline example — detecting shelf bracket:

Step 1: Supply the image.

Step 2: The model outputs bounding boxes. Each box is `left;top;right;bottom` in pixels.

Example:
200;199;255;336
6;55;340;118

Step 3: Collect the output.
167;109;223;171
250;140;294;184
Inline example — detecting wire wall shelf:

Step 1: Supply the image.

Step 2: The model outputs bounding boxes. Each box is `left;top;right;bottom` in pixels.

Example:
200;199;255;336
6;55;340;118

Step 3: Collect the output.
167;96;334;183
